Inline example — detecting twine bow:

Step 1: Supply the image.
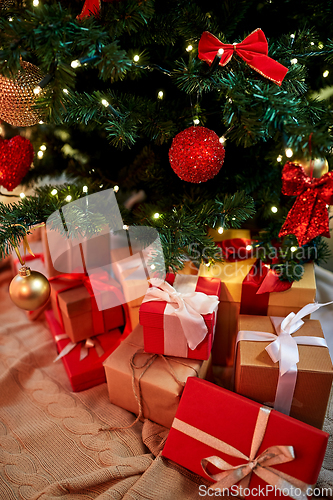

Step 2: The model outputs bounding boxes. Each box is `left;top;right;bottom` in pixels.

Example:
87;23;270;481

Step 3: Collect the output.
237;301;332;415
54;334;104;362
198;29;288;86
172;406;311;499
142;278;219;351
278;162;333;246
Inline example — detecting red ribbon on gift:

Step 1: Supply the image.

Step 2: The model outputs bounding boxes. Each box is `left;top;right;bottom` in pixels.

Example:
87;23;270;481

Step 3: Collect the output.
49;271;126;336
216;238;253;262
14;253;45;266
240;259;292;316
198;29;288;86
279;162;333;246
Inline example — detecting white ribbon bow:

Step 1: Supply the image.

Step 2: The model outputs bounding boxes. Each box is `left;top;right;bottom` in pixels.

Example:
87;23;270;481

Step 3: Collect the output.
54;334;104;362
142;277;220;352
237;301;333;415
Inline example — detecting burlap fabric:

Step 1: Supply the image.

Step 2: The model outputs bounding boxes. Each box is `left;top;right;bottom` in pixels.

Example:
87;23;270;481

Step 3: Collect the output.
0;265;332;499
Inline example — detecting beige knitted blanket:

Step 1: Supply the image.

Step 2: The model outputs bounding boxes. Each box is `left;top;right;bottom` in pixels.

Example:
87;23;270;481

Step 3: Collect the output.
0;266;332;500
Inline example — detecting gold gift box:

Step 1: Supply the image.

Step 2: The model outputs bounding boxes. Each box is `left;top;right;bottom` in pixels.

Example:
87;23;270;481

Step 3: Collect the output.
199;259;316;366
234;314;333;429
104;324;211;428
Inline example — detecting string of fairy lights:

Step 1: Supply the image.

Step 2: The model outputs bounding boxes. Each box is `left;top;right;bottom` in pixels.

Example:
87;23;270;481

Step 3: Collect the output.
0;0;330;243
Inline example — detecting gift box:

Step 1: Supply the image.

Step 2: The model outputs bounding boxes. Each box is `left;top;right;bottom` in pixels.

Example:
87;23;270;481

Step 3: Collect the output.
103;324;212;428
139;274;220;360
162;377;329;499
45;309;124;392
234;313;333;429
199;260;316;366
50;273;125;343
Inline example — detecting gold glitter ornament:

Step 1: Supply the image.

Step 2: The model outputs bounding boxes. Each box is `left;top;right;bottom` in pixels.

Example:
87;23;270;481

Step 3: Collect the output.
0;0;15;10
294;157;329;178
0;61;45;127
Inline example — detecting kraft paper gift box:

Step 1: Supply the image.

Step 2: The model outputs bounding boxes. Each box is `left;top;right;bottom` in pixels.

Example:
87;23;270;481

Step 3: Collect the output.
50;273;125;343
139;274;220;360
162;377;329;499
234;313;333;429
45;309;124;392
103;324;212;428
199;259;316;366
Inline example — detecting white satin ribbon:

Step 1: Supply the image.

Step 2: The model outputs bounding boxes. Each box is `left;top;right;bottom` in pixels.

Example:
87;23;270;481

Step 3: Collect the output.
54;334;104;362
142;275;219;356
236;301;333;415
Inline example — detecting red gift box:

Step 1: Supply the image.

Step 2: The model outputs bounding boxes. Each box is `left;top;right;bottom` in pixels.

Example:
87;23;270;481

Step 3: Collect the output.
139;274;220;360
45;309;125;392
162;378;328;499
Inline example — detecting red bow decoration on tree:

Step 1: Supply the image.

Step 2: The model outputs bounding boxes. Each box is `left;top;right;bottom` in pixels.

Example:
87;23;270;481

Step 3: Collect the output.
198;29;288;86
279;162;333;246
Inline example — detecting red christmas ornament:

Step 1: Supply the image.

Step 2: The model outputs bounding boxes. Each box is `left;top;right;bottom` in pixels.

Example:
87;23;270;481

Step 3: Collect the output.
169;126;225;183
77;0;101;20
279;161;333;246
0;136;34;191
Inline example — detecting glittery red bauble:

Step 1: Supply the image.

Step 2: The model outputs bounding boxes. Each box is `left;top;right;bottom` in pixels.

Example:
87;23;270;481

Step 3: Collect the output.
0;136;34;191
169;126;225;183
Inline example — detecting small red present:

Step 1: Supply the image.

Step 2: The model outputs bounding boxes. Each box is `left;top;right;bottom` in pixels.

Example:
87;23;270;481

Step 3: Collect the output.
139;274;220;360
162;378;328;499
45;309;125;392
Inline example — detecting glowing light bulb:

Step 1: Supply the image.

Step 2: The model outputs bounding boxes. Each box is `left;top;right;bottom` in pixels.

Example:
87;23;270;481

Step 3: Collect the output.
33;86;42;95
40;145;46;151
150;264;156;270
20;192;25;199
33;0;39;6
83;186;88;193
37;150;44;159
63;88;69;94
290;58;298;65
290;246;297;252
277;155;283;162
113;185;119;192
39;120;44;124
157;91;164;99
217;227;224;234
66;195;72;202
219;136;226;144
323;70;329;78
246;245;253;251
310;42;315;46
8;17;13;21
123;225;129;230
290;34;295;39
218;48;224;55
193;118;200;125
271;206;278;213
285;148;293;158
51;189;58;196
133;55;140;62
186;44;193;52
318;42;324;49
153;213;160;219
101;99;109;107
99;184;103;188
71;60;81;68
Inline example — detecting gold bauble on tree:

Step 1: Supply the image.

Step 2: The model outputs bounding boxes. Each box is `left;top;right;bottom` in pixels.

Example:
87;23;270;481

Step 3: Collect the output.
9;266;51;311
294;157;329;178
0;61;45;127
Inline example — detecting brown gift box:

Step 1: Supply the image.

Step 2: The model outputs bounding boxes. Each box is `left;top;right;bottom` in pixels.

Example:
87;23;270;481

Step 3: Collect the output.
199;259;316;366
50;277;125;343
234;314;333;429
104;324;211;428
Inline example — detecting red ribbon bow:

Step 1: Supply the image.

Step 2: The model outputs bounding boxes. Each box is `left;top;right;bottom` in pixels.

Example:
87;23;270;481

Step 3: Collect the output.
279;162;333;246
198;29;288;86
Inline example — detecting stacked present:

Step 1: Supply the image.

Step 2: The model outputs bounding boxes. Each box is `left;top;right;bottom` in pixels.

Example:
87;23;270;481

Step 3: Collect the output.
103;272;221;427
39;224;333;494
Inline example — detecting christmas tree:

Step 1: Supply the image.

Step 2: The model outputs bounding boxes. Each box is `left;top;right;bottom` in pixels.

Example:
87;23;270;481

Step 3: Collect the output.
0;0;333;280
